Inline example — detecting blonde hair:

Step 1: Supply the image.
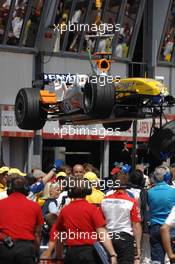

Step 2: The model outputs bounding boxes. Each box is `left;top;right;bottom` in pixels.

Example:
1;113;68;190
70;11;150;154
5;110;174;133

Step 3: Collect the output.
42;182;52;199
42;182;61;199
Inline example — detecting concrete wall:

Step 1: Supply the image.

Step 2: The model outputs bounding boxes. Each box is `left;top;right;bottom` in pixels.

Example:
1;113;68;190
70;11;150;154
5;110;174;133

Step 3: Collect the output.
9;138;28;170
2;138;10;166
155;66;170;87
0;51;33;169
44;56;127;77
0;51;33;105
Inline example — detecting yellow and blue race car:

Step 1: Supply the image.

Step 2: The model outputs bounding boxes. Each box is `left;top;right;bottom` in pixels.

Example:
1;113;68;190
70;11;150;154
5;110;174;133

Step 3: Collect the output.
15;73;175;131
14;53;175;161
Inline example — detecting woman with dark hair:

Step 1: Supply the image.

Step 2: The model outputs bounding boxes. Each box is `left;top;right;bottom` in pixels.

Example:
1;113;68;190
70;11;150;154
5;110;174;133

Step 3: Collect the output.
129;169;145;189
129;169;147;225
128;170;150;264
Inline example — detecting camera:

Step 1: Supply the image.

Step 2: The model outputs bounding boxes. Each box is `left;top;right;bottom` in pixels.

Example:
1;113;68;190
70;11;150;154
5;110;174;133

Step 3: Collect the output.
3;236;14;248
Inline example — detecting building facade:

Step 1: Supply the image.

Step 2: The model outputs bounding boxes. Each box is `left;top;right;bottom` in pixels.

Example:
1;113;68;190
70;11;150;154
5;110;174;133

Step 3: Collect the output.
0;0;175;175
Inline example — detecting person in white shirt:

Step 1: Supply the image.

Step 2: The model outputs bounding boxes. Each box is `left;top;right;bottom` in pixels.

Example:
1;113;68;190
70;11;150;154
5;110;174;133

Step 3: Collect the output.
71;9;82;24
161;206;175;263
12;16;23;38
101;171;142;263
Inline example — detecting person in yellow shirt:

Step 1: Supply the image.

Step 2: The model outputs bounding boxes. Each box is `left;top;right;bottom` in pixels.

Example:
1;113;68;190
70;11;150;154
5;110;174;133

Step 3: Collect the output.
84;171;104;205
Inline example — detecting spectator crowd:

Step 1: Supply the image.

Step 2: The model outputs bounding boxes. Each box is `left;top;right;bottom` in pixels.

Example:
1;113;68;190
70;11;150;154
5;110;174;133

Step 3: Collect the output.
1;160;175;264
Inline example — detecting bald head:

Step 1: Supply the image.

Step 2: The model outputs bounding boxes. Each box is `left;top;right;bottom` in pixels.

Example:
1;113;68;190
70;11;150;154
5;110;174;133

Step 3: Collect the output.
73;164;84;179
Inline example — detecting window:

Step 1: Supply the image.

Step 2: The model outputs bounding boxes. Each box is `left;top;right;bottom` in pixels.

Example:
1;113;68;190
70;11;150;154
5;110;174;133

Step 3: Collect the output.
0;0;46;48
0;0;12;43
22;0;44;47
159;0;175;63
97;0;121;53
7;0;28;45
54;0;74;51
52;0;123;55
114;0;140;59
65;0;88;53
80;0;106;54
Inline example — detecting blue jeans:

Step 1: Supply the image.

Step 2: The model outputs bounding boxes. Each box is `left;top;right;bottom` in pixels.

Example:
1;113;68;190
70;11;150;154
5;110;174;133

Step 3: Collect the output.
150;224;175;264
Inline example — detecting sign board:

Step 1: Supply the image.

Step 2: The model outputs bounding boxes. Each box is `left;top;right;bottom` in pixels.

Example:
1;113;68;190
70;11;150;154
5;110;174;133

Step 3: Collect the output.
1;105;175;141
42;118;166;142
1;106;34;137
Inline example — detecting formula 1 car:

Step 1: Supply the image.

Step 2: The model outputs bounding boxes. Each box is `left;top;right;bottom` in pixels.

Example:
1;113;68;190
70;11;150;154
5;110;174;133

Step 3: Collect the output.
15;69;175;131
14;53;175;160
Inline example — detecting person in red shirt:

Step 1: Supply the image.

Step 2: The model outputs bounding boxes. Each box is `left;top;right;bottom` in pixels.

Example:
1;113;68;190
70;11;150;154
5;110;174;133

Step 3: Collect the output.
54;177;117;264
0;176;44;264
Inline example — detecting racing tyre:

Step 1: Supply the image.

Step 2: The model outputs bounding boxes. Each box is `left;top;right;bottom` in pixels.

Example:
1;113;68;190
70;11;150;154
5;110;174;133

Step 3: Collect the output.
149;120;175;160
15;88;47;130
103;121;132;132
83;76;115;118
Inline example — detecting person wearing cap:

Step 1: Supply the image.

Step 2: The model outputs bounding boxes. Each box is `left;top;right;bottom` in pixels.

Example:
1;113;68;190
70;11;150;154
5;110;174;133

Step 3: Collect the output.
51;172;71;213
0;176;44;263
59;165;72;177
0;167;9;192
148;166;175;264
54;177;117;264
84;171;104;204
106;163;133;197
0;167;9;200
0;167;27;200
8;168;27;177
101;170;142;264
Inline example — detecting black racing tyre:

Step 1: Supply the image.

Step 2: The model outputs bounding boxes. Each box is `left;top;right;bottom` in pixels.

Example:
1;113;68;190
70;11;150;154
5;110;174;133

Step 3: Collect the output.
103;121;132;131
149;120;175;160
15;88;47;130
83;76;115;118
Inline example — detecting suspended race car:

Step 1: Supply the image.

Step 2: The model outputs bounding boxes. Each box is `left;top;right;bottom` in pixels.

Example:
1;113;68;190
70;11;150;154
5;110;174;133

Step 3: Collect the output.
14;0;175;161
14;51;175;161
